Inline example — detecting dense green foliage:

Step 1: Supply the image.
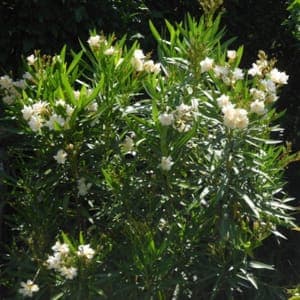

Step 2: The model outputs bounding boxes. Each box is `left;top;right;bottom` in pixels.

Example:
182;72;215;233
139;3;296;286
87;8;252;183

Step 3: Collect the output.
0;0;300;299
0;12;297;299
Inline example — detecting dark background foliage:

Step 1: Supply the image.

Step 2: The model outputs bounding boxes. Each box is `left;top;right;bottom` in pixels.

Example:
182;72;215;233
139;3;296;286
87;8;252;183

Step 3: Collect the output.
0;0;299;294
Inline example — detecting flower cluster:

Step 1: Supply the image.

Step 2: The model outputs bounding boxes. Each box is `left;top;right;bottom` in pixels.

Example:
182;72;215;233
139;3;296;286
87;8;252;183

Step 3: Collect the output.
216;94;249;129
200;50;288;130
0;75;25;105
45;241;95;280
158;99;198;132
21;98;74;133
131;49;161;74
200;51;245;86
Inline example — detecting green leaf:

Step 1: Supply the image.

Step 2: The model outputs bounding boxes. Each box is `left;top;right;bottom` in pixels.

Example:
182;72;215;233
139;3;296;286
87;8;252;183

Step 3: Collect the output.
242;194;259;218
249;261;275;270
149;20;162;43
67;50;83;75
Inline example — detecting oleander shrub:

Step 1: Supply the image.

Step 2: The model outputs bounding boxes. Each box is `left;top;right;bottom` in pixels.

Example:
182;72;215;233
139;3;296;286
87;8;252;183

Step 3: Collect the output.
0;14;296;299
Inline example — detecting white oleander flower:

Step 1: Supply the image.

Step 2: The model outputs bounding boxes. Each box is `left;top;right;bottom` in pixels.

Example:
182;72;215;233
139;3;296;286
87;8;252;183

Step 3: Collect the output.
0;75;13;89
87;35;106;50
46;252;62;270
232;68;244;81
87;101;98;112
151;62;161;74
158;112;174;126
121;136;134;153
27;54;37;66
227;50;237;60
59;266;77;280
104;46;115;55
32;101;47;115
21;105;34;121
131;49;145;72
45;114;65;130
2;95;15;105
248;63;262;77
28;115;43;132
250;100;265;115
66;104;74;116
213;65;229;78
77;244;95;260
77;178;92;196
216;94;231;109
51;241;70;254
53;150;68;165
160;156;174;171
234;108;249;129
56;99;66;107
23;72;33;81
133;49;145;60
19;280;39;298
260;79;276;94
176;103;192;118
200;57;214;73
13;79;26;89
250;88;265;100
265;93;278;103
223;106;249;129
269;68;289;85
143;60;161;74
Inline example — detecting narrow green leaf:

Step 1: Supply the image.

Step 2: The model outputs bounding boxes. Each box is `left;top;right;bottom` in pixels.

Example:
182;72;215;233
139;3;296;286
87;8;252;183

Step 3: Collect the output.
67;50;83;75
249;261;275;270
149;20;162;42
242;194;259;218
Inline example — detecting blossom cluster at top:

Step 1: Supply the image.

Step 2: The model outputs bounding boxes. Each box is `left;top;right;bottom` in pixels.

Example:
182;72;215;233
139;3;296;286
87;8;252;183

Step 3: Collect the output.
199;49;288;129
87;34;161;74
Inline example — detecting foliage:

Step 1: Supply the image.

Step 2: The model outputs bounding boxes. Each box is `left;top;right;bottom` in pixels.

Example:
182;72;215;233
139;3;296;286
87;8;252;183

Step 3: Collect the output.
0;14;296;299
285;0;300;43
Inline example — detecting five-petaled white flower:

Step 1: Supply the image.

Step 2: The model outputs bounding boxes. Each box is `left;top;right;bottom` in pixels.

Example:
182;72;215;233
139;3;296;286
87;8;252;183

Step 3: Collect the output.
250;100;265;115
59;266;78;280
87;35;106;50
223;106;249;129
158;112;174;126
77;178;92;196
227;50;237;60
200;57;214;73
53;150;68;164
51;241;70;254
19;280;39;298
160;156;174;171
269;68;289;85
77;244;95;260
46;252;62;270
27;54;37;66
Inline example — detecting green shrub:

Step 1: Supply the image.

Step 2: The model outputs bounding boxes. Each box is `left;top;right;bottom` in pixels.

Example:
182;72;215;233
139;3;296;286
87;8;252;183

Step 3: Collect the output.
0;14;296;299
